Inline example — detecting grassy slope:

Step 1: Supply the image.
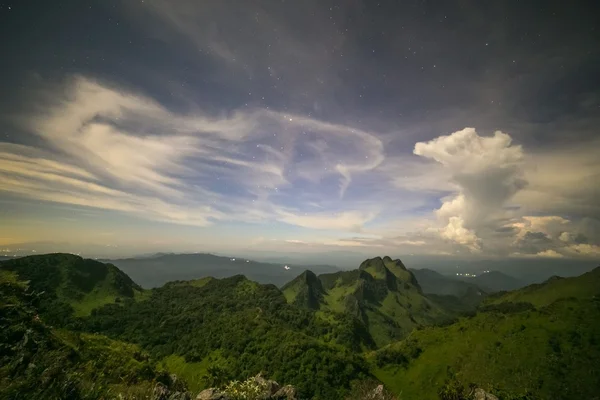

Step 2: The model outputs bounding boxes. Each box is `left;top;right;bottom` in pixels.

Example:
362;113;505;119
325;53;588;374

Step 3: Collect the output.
0;253;145;317
283;257;451;347
0;270;177;400
484;267;600;307
83;274;371;399
372;267;600;400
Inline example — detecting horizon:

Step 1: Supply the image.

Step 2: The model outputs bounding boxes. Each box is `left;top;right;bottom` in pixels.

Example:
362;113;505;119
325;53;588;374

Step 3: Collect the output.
1;1;599;261
1;246;597;279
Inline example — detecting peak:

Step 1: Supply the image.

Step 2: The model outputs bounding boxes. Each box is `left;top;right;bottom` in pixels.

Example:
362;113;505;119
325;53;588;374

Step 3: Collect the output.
301;269;318;280
281;269;321;292
359;257;385;269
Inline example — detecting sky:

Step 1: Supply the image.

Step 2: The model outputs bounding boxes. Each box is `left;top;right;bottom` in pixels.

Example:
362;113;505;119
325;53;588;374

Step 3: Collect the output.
0;0;599;261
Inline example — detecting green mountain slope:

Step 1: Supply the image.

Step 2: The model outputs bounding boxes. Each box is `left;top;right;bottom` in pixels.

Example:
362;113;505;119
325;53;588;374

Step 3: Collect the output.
283;256;451;347
372;267;600;400
0;253;144;319
0;269;185;400
83;274;371;399
5;253;599;400
483;266;600;307
281;270;325;310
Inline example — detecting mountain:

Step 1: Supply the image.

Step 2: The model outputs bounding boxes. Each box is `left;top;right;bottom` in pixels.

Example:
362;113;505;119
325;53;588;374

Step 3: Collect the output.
372;266;600;400
452;258;599;284
410;268;487;313
282;256;451;347
0;268;187;399
108;253;340;288
0;253;143;319
4;253;599;400
455;270;525;292
1;254;371;399
84;274;371;399
411;268;486;297
483;266;600;307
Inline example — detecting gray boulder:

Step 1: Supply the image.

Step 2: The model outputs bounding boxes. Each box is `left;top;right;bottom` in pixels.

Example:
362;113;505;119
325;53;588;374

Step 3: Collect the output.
153;382;192;400
474;388;499;400
273;385;297;399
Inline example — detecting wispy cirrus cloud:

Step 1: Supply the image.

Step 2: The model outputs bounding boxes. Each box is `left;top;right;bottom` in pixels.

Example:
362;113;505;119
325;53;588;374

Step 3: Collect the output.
1;76;385;231
2;77;599;259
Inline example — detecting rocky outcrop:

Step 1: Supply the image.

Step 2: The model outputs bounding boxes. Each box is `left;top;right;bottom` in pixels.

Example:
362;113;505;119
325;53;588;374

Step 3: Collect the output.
473;388;499;400
153;382;192;400
196;388;230;400
273;385;297;399
195;374;297;400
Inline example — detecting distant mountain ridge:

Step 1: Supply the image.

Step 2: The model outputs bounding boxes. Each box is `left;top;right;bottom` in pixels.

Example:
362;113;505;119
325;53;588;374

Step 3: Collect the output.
410;268;485;296
456;270;525;292
108;252;340;288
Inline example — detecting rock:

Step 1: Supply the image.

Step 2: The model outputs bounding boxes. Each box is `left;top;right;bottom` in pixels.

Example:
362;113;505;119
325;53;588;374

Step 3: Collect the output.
263;379;281;396
373;384;384;396
170;373;188;392
252;373;281;397
196;388;230;400
153;383;169;400
273;385;297;400
473;388;499;400
152;382;192;400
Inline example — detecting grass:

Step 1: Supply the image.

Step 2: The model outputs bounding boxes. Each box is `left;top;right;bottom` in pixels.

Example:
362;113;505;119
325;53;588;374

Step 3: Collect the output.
485;267;600;307
71;291;117;316
282;282;302;303
70;269;147;316
322;284;359;313
372;297;600;400
161;355;209;393
160;350;230;393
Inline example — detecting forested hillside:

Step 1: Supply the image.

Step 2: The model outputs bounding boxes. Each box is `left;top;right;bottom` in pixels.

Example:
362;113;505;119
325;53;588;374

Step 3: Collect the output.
373;267;600;400
0;269;185;399
282;256;452;347
1;254;599;400
83;275;371;398
0;254;144;322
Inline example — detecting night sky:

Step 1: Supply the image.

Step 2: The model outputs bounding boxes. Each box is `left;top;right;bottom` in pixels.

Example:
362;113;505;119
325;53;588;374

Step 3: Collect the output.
0;0;599;260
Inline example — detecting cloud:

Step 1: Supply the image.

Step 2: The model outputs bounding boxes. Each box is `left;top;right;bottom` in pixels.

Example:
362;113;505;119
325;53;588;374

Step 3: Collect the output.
412;128;526;251
534;249;564;258
513;140;600;218
2;77;598;257
508;215;600;258
1;76;384;230
277;210;377;231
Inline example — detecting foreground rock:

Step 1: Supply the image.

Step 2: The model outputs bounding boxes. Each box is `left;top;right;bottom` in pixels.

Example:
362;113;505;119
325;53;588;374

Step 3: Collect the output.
473;388;499;400
196;388;230;400
153;382;192;400
196;374;297;400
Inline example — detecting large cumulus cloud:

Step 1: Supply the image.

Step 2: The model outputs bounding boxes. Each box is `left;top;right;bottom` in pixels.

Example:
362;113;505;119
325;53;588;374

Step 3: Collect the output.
413;128;526;252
